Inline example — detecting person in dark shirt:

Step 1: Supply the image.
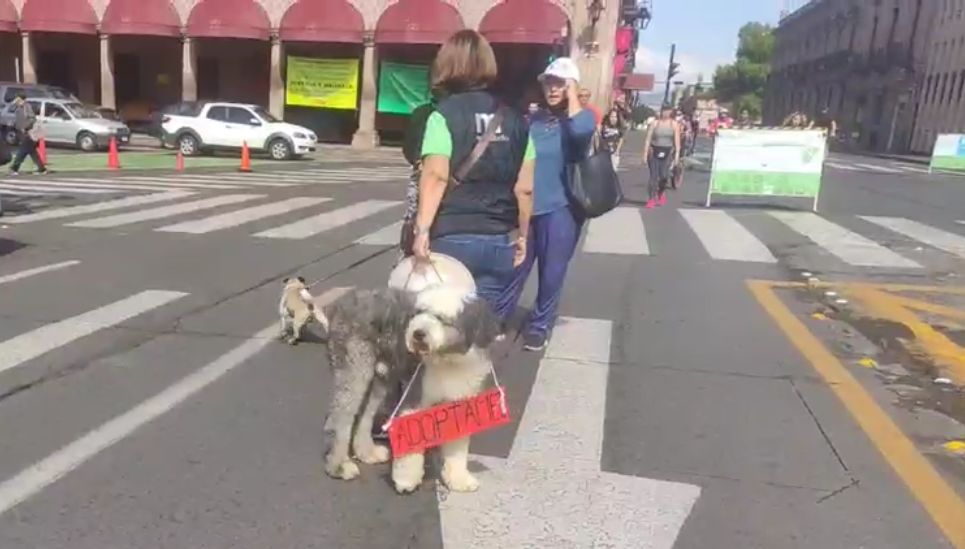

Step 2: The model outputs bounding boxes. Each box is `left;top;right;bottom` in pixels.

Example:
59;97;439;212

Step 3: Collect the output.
811;108;837;139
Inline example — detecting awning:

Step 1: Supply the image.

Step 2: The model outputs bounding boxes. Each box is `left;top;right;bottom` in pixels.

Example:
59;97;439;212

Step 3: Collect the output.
102;0;181;37
187;0;270;40
19;0;97;34
479;0;568;44
375;0;464;44
280;0;364;43
0;0;16;33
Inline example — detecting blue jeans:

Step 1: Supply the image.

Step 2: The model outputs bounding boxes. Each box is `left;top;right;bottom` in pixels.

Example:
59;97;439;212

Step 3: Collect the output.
431;233;516;315
498;207;582;336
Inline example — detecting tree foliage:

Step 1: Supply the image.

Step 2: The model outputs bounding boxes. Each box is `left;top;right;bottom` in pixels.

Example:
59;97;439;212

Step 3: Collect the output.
713;22;774;118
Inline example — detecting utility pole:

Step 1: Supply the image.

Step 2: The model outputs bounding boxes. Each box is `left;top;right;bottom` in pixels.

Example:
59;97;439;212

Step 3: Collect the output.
662;44;680;105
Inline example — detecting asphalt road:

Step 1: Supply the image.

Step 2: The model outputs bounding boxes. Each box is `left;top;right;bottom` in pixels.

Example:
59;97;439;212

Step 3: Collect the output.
0;135;963;548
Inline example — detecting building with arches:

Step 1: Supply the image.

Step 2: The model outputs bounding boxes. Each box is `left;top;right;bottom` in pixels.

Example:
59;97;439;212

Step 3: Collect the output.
0;0;629;147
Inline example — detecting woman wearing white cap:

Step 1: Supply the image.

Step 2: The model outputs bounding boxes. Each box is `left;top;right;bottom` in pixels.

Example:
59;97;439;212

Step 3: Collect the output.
498;57;596;351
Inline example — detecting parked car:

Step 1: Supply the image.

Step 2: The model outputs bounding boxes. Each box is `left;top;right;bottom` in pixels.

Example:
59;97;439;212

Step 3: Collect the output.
0;82;79;106
0;98;131;151
160;101;317;160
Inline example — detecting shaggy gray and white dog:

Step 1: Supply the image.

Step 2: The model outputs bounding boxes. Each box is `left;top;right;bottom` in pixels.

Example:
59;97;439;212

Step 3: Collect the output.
321;287;420;480
321;284;501;491
391;285;502;494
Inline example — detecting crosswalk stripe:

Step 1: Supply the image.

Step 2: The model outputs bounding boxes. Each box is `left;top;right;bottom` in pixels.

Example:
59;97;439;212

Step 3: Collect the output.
860;216;965;259
66;194;263;228
355;221;403;245
583;207;649;255
770;212;921;268
107;177;245;189
0;179;178;192
680;209;777;263
0;260;80;286
895;165;929;174
253;199;400;239
854;163;899;173
133;175;296;187
282;172;407;181
4;192;194;224
0;184;116;195
155;196;332;234
825;162;861;171
0;290;187;375
0;189;65;197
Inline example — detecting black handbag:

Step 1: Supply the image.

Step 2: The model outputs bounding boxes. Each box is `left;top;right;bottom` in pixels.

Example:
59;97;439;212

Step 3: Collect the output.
565;132;623;218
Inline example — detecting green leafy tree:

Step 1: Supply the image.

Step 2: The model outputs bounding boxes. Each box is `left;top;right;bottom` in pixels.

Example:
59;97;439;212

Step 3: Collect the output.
631;104;656;125
713;22;774;118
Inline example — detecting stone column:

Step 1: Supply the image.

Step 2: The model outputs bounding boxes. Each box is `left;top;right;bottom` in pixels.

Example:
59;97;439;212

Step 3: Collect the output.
352;31;379;149
181;32;198;101
571;0;618;110
20;31;37;84
269;32;284;118
99;33;116;109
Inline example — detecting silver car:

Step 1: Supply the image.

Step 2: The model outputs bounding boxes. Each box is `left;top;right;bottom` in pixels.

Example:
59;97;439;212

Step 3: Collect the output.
1;98;131;151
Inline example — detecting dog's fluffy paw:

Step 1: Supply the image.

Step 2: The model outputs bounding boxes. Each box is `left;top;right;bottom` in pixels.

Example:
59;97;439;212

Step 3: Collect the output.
442;469;479;493
325;460;360;481
355;444;390;464
392;453;425;494
286;336;299;345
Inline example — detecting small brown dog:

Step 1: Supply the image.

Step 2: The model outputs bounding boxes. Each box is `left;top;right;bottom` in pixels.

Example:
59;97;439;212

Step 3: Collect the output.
278;277;328;344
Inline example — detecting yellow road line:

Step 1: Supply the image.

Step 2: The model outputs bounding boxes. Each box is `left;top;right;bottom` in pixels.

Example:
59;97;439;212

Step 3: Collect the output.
747;279;965;549
844;284;965;384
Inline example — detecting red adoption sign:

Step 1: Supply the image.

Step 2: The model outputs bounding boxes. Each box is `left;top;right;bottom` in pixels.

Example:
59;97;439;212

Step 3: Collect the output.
388;387;511;457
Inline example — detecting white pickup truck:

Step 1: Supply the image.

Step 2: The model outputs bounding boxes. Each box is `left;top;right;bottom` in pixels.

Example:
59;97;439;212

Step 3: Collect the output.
160;101;317;160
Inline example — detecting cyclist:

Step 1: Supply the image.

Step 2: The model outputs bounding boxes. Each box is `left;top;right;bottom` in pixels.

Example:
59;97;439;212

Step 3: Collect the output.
642;104;681;208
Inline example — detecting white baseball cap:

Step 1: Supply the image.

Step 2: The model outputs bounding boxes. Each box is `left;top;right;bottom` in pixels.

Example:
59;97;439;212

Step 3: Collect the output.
538;57;580;83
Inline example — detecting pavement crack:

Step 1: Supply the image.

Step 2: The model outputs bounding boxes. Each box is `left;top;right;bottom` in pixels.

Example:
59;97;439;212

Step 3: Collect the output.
789;378;854;477
816;478;860;504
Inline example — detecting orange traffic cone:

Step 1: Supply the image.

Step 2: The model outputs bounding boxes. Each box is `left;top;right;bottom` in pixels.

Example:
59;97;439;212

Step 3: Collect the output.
37;138;47;165
175;150;185;172
107;136;120;170
239;141;252;172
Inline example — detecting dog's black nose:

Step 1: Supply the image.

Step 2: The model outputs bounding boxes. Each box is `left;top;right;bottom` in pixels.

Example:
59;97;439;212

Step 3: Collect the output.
412;329;426;341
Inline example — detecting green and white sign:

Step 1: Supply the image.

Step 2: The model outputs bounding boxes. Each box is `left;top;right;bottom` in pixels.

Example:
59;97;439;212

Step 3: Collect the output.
706;129;826;211
929;134;965;173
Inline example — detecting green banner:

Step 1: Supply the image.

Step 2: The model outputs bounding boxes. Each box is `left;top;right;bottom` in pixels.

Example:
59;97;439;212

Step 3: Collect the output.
377;61;430;115
708;129;826;209
286;57;359;110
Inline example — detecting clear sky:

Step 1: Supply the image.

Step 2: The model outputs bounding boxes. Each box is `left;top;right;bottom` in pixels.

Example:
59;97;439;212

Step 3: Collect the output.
634;0;784;87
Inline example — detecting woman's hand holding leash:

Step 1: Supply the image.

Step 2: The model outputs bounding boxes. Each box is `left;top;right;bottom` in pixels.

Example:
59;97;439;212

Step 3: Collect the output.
412;227;431;262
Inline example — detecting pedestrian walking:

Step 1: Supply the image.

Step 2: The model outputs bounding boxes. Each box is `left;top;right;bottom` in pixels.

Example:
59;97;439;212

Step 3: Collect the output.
642;104;680;208
498;57;596;351
8;93;49;176
410;29;535;316
601;108;624;170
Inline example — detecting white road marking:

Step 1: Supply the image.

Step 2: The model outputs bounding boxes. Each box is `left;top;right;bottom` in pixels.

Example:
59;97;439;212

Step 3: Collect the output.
355;221;404;245
0;184;115;195
106;176;245;189
155;196;331;234
582;207;650;255
133;175;296;187
3;192;194;224
254;199;400;239
854;163;899;173
770;212;921;268
894;165;929;174
0;290;187;376
439;317;700;548
0;179;182;192
860;216;965;259
680;209;776;262
66;194;263;228
825;161;861;171
0;287;351;517
0;260;80;286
